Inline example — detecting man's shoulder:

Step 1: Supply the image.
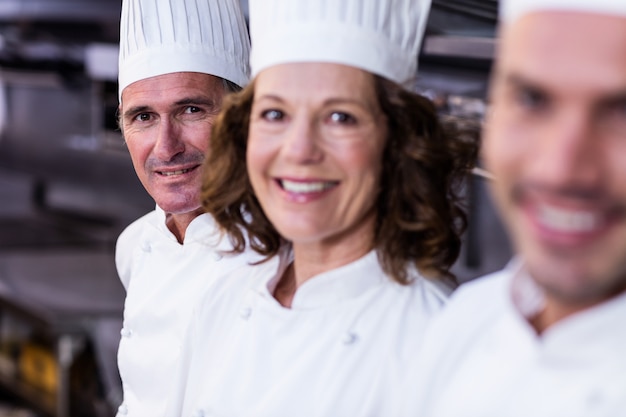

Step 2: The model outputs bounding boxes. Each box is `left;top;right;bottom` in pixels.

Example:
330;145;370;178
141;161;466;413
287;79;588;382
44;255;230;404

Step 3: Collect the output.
117;210;159;245
431;267;513;330
453;268;511;304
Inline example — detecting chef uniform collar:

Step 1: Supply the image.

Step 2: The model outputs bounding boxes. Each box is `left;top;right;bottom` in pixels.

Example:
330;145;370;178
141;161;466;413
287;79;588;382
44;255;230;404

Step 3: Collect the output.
254;250;386;310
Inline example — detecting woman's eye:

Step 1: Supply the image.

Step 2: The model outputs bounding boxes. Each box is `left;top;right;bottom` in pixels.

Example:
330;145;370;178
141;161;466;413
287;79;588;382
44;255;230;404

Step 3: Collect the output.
329;112;356;124
261;109;284;121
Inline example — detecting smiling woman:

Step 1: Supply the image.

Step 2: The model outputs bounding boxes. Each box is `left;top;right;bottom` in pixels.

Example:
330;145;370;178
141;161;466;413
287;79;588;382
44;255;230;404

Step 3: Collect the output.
204;65;476;286
167;0;479;415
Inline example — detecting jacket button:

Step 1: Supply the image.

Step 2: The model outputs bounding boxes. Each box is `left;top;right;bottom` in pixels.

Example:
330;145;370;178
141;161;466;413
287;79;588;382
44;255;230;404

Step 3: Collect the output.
120;328;133;338
342;332;357;345
117;404;128;415
212;252;223;261
239;307;252;320
141;241;151;253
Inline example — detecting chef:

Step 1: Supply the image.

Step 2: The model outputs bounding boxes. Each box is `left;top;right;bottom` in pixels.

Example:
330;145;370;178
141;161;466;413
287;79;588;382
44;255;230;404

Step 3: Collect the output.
115;1;257;416
409;1;626;416
166;0;479;415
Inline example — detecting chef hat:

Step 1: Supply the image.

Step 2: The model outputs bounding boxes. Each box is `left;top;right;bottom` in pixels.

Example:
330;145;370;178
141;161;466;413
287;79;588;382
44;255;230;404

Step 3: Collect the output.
248;0;432;87
118;0;250;100
501;0;626;23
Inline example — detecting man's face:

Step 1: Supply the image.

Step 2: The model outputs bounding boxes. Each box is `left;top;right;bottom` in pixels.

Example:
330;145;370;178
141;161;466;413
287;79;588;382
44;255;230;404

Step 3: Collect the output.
120;72;225;215
483;12;626;307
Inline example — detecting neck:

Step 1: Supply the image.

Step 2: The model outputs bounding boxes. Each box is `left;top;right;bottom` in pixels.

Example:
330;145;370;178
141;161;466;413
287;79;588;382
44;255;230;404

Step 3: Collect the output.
291;241;372;286
165;208;204;243
530;290;622;334
273;236;373;308
530;300;587;334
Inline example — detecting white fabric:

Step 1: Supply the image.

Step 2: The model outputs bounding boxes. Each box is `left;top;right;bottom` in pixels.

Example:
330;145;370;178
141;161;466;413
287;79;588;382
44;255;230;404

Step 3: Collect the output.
115;206;259;417
406;260;626;417
501;0;626;23
167;249;451;417
118;0;250;99
248;0;432;87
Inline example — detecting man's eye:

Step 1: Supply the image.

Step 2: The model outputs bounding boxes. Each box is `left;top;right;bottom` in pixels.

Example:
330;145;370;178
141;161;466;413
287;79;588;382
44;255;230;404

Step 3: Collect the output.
184;106;201;114
516;88;547;111
134;113;151;122
600;98;626;132
329;112;356;124
605;99;626;118
261;109;284;121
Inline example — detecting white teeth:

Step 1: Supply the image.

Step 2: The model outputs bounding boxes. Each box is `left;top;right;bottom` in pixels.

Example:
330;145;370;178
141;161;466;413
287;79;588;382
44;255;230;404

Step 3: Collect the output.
538;205;601;233
281;180;334;193
160;169;189;176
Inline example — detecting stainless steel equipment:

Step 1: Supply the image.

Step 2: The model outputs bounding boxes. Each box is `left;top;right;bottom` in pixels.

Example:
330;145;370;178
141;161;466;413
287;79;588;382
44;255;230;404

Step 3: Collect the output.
0;0;152;221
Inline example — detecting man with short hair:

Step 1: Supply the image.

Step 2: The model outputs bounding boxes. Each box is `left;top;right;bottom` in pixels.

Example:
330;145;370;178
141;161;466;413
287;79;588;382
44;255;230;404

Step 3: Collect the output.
409;1;626;416
114;1;254;416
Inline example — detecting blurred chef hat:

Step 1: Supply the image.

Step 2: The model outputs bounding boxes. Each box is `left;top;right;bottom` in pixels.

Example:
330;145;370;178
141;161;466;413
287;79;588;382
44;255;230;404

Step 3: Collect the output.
248;0;432;87
118;0;250;100
501;0;626;23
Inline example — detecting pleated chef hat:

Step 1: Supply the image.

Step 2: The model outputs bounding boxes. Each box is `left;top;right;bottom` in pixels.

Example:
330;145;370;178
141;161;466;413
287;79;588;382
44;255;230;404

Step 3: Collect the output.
248;0;432;87
118;0;250;100
501;0;626;23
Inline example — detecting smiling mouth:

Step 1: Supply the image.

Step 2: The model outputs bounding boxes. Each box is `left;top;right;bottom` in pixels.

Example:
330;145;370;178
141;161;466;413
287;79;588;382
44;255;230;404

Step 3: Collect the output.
278;179;338;193
156;166;198;177
537;204;604;234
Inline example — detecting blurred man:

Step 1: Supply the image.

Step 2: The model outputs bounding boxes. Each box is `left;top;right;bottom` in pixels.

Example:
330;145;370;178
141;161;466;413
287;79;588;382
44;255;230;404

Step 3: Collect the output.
408;1;626;416
115;1;254;416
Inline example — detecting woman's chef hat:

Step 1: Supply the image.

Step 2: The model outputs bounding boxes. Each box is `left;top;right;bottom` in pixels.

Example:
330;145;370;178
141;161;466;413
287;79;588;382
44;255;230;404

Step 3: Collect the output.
248;0;432;87
501;0;626;23
118;0;250;100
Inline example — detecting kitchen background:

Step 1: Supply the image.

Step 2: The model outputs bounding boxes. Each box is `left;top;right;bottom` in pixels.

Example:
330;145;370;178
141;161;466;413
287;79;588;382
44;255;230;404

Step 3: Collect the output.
0;1;509;416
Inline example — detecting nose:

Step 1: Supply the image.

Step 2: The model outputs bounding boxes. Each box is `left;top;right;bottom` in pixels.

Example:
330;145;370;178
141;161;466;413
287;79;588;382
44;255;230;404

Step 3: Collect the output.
281;114;323;164
530;107;602;190
153;118;185;161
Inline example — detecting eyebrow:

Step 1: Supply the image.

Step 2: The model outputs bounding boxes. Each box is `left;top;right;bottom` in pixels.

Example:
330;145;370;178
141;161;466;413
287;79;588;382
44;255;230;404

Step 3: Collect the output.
255;94;375;111
174;96;220;109
123;105;150;120
122;96;221;120
504;72;626;104
503;72;545;92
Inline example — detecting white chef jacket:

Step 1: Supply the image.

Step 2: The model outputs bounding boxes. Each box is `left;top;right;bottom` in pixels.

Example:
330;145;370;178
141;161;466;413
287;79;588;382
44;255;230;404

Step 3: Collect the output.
407;260;626;417
115;206;257;417
167;248;452;417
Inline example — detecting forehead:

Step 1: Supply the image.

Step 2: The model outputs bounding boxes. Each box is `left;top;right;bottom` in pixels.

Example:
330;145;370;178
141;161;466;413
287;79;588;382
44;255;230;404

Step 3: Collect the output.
495;11;626;95
254;62;377;104
120;72;225;107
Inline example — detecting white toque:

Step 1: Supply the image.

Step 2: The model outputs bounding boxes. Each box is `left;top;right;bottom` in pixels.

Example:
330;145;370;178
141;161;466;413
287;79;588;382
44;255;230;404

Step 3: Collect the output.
118;0;251;100
501;0;626;23
248;0;432;87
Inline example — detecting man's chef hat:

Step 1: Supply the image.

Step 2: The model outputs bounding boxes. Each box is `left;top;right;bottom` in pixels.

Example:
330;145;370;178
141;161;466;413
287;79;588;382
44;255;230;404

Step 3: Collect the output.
248;0;432;87
118;0;250;100
501;0;626;23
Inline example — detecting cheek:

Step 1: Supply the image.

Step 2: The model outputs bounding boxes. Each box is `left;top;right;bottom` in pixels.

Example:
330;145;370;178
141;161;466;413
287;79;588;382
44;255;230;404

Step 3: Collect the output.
482;109;528;179
605;143;626;193
341;143;384;193
246;133;273;192
187;122;215;153
124;135;150;169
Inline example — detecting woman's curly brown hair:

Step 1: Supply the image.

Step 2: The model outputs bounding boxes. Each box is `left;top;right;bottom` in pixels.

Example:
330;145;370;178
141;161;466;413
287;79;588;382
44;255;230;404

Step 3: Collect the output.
201;75;479;285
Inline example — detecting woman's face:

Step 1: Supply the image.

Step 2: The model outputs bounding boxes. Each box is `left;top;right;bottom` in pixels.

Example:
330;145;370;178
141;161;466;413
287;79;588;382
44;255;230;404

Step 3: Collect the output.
247;62;387;252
